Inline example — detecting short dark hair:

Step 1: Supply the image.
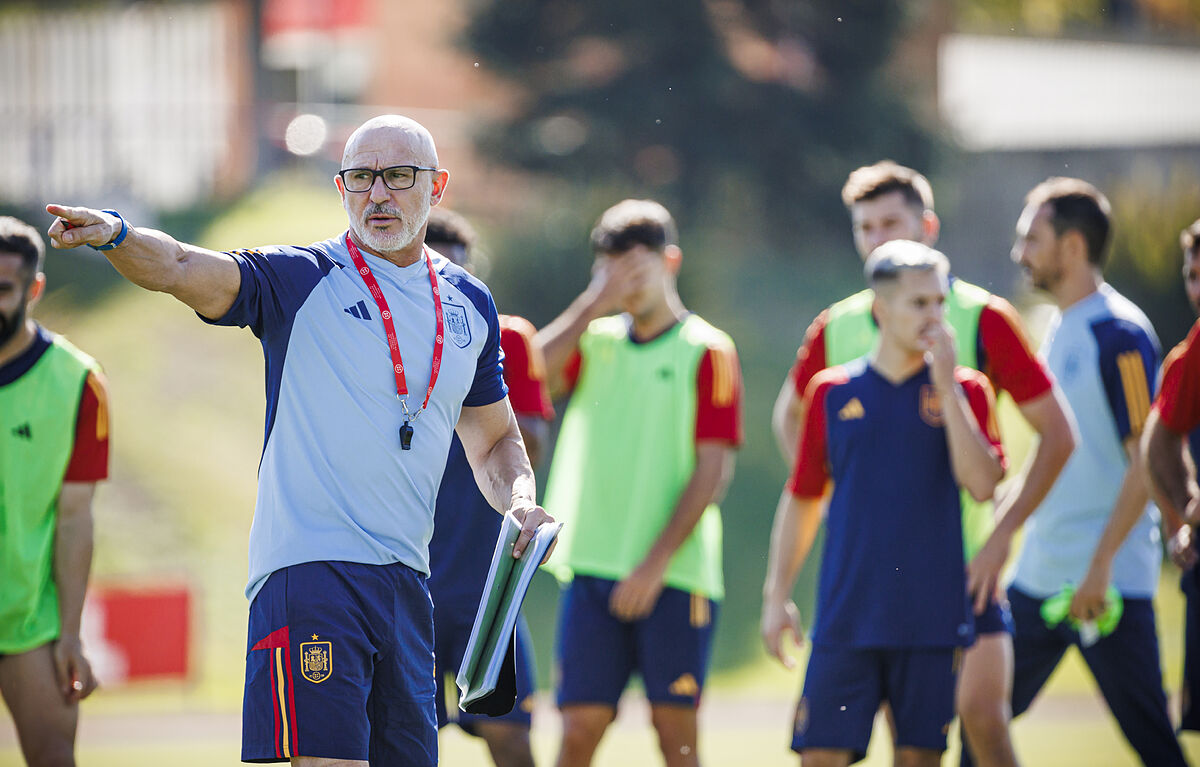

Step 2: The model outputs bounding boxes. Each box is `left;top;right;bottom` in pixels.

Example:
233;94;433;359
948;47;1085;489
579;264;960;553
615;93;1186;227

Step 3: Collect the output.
864;240;949;289
1025;177;1112;266
841;161;934;212
590;199;677;255
0;216;44;286
1182;218;1200;258
425;208;476;253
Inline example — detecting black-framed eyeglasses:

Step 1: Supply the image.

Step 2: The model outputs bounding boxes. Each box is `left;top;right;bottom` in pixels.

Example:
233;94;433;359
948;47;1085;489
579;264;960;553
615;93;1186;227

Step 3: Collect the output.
338;165;438;193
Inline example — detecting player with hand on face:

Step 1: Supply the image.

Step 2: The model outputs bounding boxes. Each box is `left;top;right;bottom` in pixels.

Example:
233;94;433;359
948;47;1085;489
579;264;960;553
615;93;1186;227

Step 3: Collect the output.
771;161;1073;767
537;200;743;767
763;240;1006;767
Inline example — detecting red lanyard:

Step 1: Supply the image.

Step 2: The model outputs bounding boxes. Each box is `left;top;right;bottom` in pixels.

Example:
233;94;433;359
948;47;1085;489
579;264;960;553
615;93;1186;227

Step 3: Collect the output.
344;233;444;449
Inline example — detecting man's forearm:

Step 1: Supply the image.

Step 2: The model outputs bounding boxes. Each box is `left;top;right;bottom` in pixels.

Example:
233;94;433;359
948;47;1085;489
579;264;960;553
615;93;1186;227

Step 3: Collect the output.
638;446;733;572
941;384;1004;501
47;205;240;319
534;292;605;394
55;484;96;638
473;429;537;514
1089;440;1153;572
763;492;823;603
993;389;1076;539
1143;411;1192;527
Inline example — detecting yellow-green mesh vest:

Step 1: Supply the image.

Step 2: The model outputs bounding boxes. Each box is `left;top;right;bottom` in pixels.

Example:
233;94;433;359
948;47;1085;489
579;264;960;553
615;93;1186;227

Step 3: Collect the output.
823;279;993;558
0;334;98;653
543;314;729;600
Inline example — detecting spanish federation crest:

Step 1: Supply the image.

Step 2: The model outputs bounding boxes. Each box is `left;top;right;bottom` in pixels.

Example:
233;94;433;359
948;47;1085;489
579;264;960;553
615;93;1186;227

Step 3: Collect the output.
300;640;333;683
443;302;472;348
919;384;945;427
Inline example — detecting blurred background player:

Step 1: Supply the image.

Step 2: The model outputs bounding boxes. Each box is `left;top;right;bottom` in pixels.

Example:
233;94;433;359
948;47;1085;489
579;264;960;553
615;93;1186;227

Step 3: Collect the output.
1142;217;1200;737
770;161;1073;767
762;240;1006;767
425;208;553;767
1001;178;1186;767
0;216;108;767
536;199;743;767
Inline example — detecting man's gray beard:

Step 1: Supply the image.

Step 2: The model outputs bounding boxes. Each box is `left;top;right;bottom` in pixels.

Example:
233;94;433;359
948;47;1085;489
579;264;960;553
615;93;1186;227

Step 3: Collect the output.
356;201;430;255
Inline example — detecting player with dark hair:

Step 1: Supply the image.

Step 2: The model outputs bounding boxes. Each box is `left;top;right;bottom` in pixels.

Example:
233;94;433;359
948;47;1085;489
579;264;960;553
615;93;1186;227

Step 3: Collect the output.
1141;216;1200;738
763;240;1006;767
0;216;108;767
425;208;551;767
537;199;743;767
771;160;1074;767
46;114;555;767
1001;178;1186;767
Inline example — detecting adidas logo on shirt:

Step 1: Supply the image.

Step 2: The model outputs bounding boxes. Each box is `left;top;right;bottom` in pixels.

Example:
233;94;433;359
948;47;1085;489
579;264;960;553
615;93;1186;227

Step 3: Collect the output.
838;398;865;421
344;300;372;320
12;423;31;440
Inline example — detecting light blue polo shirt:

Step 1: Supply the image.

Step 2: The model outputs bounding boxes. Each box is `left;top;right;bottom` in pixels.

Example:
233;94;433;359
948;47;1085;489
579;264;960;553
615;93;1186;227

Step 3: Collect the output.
1012;283;1161;599
205;234;507;601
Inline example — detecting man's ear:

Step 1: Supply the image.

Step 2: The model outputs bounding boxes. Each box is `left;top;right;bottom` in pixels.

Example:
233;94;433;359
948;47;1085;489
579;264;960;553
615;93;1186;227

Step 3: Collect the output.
334;174;346;203
921;210;941;246
663;244;682;275
28;272;46;306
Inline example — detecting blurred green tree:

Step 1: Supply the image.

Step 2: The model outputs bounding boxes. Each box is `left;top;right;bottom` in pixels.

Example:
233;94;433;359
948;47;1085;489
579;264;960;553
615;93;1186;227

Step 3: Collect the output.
463;0;934;250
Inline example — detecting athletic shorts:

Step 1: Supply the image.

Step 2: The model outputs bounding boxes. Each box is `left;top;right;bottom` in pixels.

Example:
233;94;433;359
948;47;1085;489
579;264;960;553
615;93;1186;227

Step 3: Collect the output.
241;560;437;765
792;645;962;760
434;605;536;732
1181;566;1200;731
975;598;1014;636
556;575;717;708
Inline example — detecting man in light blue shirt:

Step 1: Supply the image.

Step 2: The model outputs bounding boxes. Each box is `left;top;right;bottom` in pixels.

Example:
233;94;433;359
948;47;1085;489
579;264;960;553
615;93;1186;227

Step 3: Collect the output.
1001;177;1185;767
46;115;556;767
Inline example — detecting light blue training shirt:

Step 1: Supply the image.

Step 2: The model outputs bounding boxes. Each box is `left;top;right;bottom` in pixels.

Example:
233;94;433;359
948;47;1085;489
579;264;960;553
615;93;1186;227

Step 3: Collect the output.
1012;283;1162;599
204;234;507;601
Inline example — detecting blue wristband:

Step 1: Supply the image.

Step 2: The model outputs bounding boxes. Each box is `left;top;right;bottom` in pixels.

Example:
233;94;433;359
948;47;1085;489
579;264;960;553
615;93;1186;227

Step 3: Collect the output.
90;209;128;251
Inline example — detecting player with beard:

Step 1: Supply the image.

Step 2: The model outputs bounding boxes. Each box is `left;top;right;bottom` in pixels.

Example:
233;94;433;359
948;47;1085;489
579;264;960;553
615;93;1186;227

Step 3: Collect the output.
46;115;557;767
0;216;107;767
1142;217;1200;738
1004;178;1185;767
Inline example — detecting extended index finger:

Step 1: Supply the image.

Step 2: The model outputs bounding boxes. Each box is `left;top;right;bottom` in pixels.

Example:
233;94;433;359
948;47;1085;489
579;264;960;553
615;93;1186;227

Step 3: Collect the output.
45;203;98;227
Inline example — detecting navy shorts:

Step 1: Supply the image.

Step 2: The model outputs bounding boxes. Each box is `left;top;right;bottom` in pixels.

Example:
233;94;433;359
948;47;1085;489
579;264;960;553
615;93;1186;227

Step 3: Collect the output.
1182;567;1200;731
975;598;1014;636
793;645;962;760
434;604;536;732
556;575;717;708
241;561;437;765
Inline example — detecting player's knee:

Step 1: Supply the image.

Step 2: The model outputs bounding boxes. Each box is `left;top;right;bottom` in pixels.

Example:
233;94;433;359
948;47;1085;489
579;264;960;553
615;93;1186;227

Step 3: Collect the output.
649;706;698;760
957;686;1009;735
22;739;75;767
479;724;535;767
560;708;612;752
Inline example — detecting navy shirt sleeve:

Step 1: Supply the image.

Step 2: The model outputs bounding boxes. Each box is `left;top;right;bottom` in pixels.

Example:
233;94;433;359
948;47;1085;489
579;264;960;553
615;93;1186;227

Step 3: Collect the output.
442;265;508;407
1092;317;1159;442
201;246;335;339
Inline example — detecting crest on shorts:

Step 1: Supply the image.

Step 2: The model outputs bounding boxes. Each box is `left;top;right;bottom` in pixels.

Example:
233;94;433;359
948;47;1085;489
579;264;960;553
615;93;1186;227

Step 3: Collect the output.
443;302;471;348
300;640;333;683
919;384;944;427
